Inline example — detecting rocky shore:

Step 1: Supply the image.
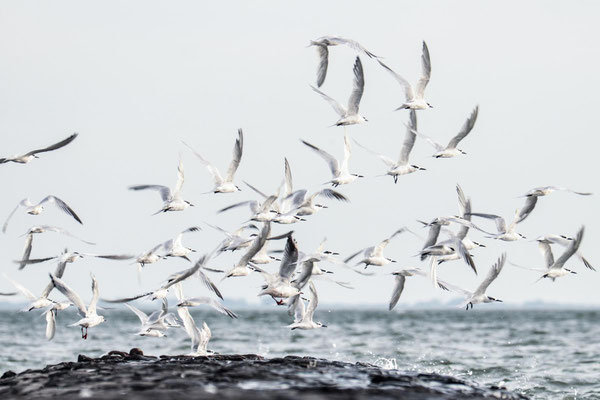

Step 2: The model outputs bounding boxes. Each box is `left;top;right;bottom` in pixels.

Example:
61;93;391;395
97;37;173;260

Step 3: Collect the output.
0;349;528;399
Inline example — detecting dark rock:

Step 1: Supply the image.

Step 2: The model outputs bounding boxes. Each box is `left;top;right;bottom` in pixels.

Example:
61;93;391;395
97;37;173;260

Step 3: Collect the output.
77;355;93;363
0;371;15;380
129;348;144;356
0;351;529;400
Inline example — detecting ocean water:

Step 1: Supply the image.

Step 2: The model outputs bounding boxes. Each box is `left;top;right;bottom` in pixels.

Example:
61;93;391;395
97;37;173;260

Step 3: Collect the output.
1;308;598;399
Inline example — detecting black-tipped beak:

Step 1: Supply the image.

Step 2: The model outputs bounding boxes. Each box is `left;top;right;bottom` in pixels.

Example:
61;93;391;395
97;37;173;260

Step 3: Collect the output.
321;324;328;328
496;299;503;302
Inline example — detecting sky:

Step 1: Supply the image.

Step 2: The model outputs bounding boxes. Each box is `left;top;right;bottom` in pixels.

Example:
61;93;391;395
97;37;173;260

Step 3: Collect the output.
0;1;598;308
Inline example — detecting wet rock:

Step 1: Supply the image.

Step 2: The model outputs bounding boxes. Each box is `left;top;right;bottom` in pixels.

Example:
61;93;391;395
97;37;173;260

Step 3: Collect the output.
0;371;15;380
0;351;529;399
77;355;93;363
129;348;144;357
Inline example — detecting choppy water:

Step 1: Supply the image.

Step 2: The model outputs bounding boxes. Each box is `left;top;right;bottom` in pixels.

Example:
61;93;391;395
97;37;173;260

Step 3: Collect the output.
1;308;598;399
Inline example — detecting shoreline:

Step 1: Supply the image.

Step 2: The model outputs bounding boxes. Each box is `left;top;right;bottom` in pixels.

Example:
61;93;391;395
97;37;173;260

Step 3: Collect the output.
0;348;528;399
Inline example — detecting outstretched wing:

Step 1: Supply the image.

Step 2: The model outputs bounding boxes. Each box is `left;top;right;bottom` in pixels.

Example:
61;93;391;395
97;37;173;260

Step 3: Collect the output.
415;41;431;100
474;253;505;296
40;196;83;225
398;110;417;165
278;235;299;280
389;274;406;311
182;141;224;185
347;56;364;115
2;203;22;233
552;227;584;270
305;281;319;321
49;274;87;317
315;44;329;88
129;185;172;202
25;133;78;156
178;296;237;318
311;85;347;117
377;59;414;101
301;140;340;177
353;138;396;168
225;129;243;182
447;106;479;149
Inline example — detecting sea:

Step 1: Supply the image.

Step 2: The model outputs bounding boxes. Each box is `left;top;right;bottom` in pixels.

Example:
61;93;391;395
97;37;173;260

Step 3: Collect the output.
0;307;598;399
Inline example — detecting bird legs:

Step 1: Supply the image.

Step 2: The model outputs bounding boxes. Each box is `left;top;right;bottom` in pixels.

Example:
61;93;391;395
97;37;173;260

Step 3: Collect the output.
81;326;88;339
270;296;285;306
465;302;474;311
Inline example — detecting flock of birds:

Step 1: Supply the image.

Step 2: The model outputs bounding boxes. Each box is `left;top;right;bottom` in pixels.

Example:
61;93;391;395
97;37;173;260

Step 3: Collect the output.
0;36;594;356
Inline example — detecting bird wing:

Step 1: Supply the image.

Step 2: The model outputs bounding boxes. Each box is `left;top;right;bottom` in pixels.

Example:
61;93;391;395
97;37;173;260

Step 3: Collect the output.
40;196;83;224
164;251;216;290
172;159;185;198
49;274;87;317
3;274;36;301
125;303;149;325
398;110;417;165
102;292;153;303
292;295;306;322
552;227;584;270
34;225;95;245
456;184;472;239
389;274;406;311
225;129;243;182
238;223;271;267
447;106;479;149
176;306;200;350
129;185;172;202
455;238;477;275
353;139;396;168
321;37;379;58
344;248;366;263
420;224;442;261
311;85;347;117
347;57;364;115
197;269;223;300
244;181;270;199
88;253;135;260
179;297;237;319
182;141;224;185
40;260;67;299
45;310;56;340
87;275;100;315
341;131;352;173
415;41;431;100
405;123;444;151
25;133;78;156
301;140;340;177
218;200;258;214
377;59;414;101
547;186;593;196
305;281;319;321
516;196;538;224
474;253;505;296
312;188;349;203
18;234;34;270
278;235;299;280
2;203;22;233
293;261;313;290
538;242;555;269
283;158;293;197
468;213;507;233
315;45;329;88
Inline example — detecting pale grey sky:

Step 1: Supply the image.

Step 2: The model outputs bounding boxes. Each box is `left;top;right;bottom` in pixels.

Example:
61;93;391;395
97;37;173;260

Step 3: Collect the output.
1;1;598;307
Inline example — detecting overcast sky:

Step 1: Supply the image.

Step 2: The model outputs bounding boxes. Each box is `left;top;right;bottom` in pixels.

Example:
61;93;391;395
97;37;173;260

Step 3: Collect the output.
1;1;598;308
